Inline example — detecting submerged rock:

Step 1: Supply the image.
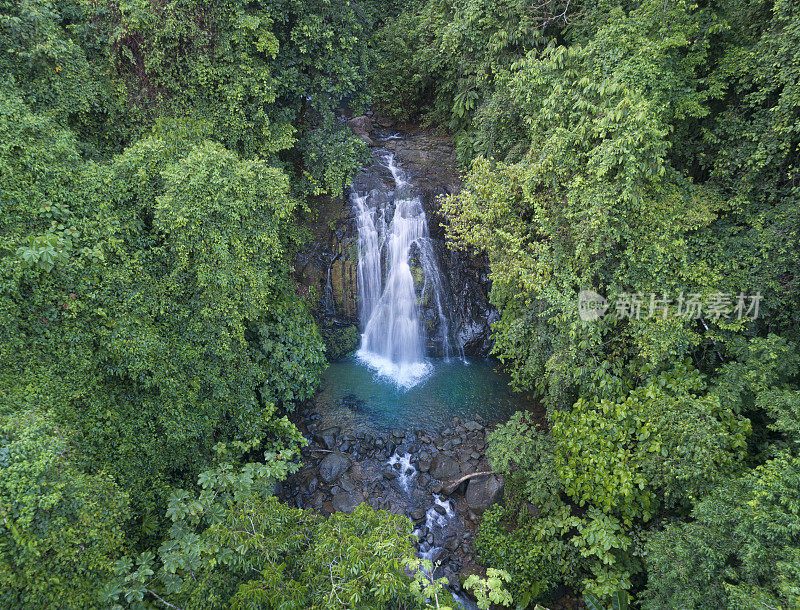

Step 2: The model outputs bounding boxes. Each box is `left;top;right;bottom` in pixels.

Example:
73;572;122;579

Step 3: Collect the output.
314;427;340;450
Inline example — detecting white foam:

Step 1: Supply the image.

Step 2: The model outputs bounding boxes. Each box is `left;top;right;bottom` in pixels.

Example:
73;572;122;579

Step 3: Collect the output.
356;349;432;389
387;451;416;490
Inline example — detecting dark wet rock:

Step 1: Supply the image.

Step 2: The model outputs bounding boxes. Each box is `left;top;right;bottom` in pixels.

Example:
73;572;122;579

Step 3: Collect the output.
411;507;427;522
465;474;505;514
314;427;340;450
430;454;460;480
445;566;461;590
319;452;351;484
434;504;447;515
418;473;432;489
347;115;373;145
332;490;364;513
339;473;357;493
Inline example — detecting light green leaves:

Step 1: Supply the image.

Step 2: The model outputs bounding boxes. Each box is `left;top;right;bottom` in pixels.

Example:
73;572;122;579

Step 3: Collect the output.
16;234;68;272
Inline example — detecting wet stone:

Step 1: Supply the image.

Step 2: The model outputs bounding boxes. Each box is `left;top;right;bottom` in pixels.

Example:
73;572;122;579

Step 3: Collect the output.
332;490;364;513
339;473;357;493
430;454;460;480
319;452;351;484
411;508;427;522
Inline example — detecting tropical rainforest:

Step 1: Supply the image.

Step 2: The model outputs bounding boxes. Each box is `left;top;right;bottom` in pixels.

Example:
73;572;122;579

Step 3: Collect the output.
1;0;798;608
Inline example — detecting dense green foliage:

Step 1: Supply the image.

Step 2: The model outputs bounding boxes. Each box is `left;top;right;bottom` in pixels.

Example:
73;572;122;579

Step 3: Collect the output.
376;0;800;606
0;410;130;608
0;1;449;608
4;0;800;606
102;438;445;609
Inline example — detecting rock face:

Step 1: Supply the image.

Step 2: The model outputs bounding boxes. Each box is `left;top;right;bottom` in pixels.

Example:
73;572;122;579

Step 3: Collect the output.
465;474;505;514
294;122;497;358
319;452;351;484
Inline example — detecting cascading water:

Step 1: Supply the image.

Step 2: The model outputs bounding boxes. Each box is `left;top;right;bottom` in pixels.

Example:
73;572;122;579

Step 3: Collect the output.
353;153;455;387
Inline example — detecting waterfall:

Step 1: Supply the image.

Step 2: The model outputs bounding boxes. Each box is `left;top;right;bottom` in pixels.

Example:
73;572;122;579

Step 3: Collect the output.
353;153;455;387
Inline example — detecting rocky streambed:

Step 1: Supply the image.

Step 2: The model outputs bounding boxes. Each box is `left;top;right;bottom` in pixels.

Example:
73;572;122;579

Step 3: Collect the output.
277;404;505;602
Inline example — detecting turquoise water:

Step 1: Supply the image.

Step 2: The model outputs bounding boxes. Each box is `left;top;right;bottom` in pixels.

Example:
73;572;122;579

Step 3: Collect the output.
313;357;535;432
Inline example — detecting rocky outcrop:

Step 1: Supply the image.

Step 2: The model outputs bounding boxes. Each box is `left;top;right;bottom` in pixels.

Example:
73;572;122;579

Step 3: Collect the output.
347;115;374;146
276;400;580;610
295;196;360;327
294;122;497;358
278;408;494;591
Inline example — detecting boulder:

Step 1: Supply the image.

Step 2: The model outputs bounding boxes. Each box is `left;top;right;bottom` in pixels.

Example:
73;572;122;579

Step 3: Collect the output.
430;454;460;480
332;490;364;513
319;452;351;484
347;115;373;145
465;474;504;514
410;507;427;522
314;427;340;450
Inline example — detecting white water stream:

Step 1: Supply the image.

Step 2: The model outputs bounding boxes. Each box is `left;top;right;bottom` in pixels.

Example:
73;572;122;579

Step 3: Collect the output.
354;154;455;387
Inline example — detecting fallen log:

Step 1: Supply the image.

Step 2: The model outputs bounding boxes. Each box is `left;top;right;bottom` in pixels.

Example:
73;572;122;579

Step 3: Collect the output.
440;471;494;496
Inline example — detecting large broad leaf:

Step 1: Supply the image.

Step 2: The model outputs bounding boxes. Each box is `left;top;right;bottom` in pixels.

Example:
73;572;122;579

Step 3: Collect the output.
584;593;604;610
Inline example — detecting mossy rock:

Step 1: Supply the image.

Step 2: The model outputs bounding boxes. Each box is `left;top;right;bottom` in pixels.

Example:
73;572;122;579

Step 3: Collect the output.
321;325;361;361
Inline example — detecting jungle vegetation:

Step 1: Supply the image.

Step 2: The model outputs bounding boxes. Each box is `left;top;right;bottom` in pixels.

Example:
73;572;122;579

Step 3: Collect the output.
377;0;800;606
1;0;799;608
